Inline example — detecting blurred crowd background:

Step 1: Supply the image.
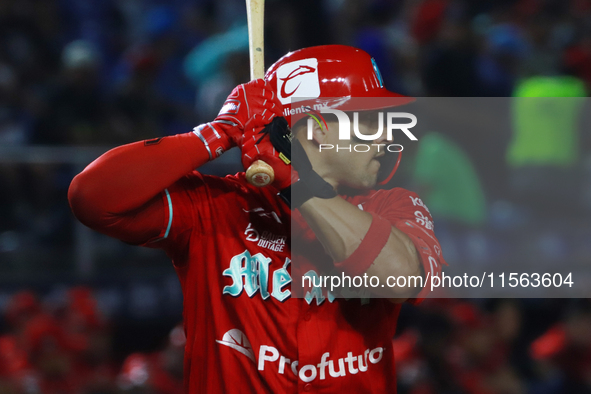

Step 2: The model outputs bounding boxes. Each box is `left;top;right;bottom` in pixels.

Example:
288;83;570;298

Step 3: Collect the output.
0;0;590;392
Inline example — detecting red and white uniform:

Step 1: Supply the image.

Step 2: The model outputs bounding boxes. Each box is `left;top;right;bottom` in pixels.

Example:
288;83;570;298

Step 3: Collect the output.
139;171;444;393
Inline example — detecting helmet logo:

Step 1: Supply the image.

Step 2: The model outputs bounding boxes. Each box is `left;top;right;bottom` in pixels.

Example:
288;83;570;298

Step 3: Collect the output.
280;65;314;97
276;58;320;105
371;58;384;88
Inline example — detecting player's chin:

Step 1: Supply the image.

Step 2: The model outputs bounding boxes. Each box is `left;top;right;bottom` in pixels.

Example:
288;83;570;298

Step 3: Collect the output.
371;158;381;170
359;172;379;189
369;160;381;178
343;172;377;190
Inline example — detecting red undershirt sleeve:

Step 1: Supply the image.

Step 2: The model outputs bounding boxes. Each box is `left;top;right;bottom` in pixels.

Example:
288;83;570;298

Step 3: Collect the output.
68;132;212;246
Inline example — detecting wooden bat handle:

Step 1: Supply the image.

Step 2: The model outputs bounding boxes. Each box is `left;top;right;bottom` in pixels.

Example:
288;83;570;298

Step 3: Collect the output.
246;0;265;81
245;160;274;187
245;151;275;187
245;0;274;187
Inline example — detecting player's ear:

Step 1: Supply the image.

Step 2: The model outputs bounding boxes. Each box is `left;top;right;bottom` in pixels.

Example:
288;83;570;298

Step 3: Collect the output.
309;120;329;145
293;119;326;145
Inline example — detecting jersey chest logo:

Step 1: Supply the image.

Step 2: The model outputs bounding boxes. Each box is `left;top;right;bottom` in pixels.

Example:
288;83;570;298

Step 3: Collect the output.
244;223;287;252
223;250;292;302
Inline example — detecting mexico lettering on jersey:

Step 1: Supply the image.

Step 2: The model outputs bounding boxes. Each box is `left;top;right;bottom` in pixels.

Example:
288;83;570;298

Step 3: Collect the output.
145;172;445;394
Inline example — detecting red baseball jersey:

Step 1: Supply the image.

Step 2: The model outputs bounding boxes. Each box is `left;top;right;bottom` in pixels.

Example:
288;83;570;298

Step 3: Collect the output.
142;171;444;394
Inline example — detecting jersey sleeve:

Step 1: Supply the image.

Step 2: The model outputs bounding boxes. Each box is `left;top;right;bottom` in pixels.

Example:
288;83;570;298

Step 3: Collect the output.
139;172;210;264
366;188;447;303
140;172;246;268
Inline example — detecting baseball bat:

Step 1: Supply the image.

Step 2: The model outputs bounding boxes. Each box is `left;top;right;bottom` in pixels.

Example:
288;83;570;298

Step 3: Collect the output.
245;0;275;187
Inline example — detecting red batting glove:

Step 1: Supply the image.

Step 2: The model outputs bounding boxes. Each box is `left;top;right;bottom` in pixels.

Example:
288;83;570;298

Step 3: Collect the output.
192;79;283;161
241;125;296;191
242;116;337;208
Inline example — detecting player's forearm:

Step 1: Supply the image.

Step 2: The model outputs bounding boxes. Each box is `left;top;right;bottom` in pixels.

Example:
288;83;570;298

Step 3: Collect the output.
299;197;422;297
69;133;209;218
299;197;371;260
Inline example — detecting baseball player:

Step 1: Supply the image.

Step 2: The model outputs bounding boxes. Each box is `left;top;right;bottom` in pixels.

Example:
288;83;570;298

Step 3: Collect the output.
68;45;445;393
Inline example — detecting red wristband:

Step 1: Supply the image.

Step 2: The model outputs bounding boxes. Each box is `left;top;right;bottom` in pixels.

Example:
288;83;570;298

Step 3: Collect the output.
192;121;232;160
334;212;392;277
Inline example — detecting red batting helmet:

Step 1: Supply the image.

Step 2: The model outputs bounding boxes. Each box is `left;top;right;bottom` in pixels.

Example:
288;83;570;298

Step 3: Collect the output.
265;45;413;185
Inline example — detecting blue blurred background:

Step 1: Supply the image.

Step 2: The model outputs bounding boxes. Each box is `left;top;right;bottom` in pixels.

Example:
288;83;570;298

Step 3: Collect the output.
0;0;590;392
